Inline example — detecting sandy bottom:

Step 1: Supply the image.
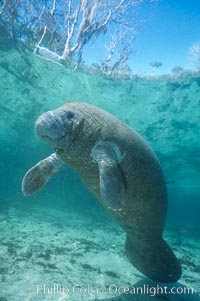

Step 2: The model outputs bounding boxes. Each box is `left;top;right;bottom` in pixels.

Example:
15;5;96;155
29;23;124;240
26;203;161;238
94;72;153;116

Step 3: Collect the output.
0;206;199;301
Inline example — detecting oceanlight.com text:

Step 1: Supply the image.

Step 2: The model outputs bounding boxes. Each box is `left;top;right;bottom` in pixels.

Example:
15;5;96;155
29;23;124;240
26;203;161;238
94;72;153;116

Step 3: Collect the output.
108;284;194;296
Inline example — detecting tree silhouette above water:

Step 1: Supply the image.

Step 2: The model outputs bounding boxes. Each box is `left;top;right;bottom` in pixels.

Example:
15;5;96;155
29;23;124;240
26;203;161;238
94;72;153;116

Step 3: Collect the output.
0;0;157;73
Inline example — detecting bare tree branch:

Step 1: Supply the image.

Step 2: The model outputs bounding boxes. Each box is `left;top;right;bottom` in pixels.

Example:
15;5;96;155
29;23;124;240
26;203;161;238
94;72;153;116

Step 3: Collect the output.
189;42;200;70
0;0;157;72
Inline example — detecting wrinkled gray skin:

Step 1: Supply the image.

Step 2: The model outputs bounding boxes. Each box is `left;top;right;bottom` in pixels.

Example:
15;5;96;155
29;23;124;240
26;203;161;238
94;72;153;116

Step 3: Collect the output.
22;102;182;283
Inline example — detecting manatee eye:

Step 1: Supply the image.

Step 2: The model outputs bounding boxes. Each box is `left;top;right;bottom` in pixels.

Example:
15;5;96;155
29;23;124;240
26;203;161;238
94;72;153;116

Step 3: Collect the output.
66;111;75;119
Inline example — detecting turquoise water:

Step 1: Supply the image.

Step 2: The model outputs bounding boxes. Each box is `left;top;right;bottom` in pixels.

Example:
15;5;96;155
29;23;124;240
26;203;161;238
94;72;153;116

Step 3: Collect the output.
0;44;200;300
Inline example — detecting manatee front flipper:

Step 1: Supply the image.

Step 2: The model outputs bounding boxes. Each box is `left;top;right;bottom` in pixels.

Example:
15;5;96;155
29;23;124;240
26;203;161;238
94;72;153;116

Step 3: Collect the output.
22;153;63;196
91;141;125;210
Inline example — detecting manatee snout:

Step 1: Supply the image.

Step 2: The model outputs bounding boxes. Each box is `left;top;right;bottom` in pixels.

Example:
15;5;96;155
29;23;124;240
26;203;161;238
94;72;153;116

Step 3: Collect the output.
35;111;68;149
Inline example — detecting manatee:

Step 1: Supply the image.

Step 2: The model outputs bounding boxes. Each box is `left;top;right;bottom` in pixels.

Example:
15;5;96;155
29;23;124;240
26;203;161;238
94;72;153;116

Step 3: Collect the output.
22;102;182;283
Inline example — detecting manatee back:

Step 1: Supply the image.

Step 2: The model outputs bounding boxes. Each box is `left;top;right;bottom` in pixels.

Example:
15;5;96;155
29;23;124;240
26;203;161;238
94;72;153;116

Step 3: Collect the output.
56;103;181;283
77;103;167;209
59;103;167;239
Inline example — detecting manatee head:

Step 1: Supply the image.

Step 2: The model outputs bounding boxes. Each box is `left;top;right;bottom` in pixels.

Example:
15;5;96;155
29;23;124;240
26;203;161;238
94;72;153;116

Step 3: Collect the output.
35;105;84;150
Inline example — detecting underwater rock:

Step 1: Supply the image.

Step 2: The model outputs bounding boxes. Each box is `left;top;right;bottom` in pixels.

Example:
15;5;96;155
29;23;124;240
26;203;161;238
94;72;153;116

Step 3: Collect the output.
18;246;33;258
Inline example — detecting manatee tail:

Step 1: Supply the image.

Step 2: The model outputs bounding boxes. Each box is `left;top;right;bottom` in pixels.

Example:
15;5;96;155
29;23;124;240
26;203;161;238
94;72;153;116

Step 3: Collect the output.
125;235;182;283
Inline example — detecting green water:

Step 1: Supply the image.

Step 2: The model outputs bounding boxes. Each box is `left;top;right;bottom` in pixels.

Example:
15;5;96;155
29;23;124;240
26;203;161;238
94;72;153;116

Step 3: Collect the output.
0;44;200;300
